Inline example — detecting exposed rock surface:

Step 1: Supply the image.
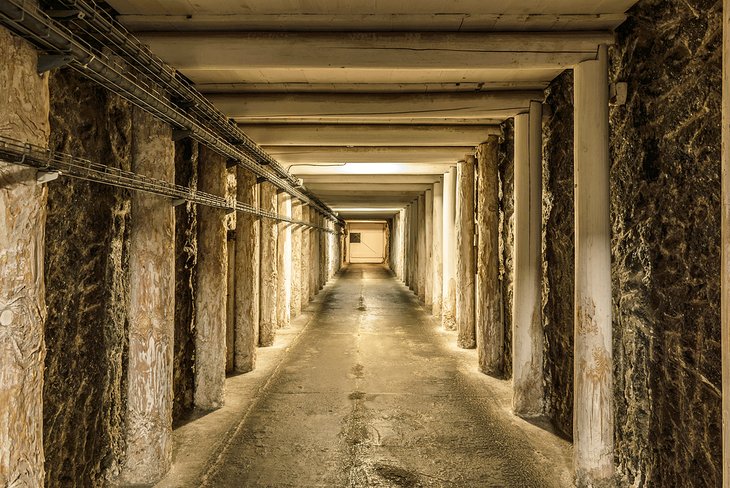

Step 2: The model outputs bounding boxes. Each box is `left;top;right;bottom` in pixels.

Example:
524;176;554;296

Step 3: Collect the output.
609;0;722;485
44;70;130;487
173;139;197;422
541;70;575;440
498;120;514;379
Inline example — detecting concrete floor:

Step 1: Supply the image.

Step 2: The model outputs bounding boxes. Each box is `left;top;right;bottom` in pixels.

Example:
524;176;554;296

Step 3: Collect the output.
182;263;572;488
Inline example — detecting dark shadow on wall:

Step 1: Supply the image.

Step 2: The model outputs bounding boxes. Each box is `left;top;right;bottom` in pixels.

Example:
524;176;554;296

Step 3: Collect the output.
43;70;132;487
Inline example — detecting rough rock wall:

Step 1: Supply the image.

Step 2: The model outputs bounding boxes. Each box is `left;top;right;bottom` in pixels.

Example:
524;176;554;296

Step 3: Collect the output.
541;70;575;440
44;70;131;486
498;120;514;379
173;139;197;422
609;0;722;485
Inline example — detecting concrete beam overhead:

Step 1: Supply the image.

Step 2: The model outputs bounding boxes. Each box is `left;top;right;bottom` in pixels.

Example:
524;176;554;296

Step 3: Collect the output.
300;174;443;184
266;146;475;165
239;124;501;147
198;82;551;94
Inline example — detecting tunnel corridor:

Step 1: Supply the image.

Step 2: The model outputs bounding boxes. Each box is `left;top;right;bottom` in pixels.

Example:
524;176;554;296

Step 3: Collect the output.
1;0;729;487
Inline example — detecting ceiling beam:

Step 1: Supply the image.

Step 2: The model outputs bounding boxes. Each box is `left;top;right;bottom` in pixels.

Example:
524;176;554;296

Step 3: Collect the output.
305;183;432;192
138;31;614;70
265;146;474;165
301;174;443;184
209;91;542;122
239;124;500;146
198;82;550;94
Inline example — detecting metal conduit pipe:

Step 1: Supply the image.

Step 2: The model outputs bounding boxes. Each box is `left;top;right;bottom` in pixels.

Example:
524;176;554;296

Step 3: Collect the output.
0;0;342;225
0;136;339;233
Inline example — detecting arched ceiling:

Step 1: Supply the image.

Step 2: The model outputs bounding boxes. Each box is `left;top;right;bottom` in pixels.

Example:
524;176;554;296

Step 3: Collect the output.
106;0;637;221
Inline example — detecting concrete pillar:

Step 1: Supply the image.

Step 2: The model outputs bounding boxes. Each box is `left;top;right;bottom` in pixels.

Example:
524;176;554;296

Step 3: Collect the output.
456;156;476;349
234;168;259;373
574;45;613;486
301;205;310;306
259;182;278;347
309;208;318;299
194;147;228;409
319;214;327;287
424;188;434;309
0;26;49;487
226;236;235;372
442;166;458;330
512;102;544;416
476;137;503;375
277;193;292;328
417;194;426;300
432;179;444;317
291;200;303;318
720;4;730;488
399;208;406;280
124;108;175;482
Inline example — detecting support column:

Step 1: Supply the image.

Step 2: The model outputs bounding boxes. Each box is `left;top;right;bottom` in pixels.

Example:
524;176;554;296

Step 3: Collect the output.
319;214;327;287
574;45;613;485
399;208;406;280
476;137;503;375
417;194;426;300
234;168;259;372
456;156;476;349
277;193;292;329
442;166;458;330
432;179;443;317
309;208;318;299
513;101;544;416
259;182;278;347
301;206;310;306
424;188;434;309
124;108;175;482
720;0;730;488
194;147;227;409
0;27;49;487
291;200;303;318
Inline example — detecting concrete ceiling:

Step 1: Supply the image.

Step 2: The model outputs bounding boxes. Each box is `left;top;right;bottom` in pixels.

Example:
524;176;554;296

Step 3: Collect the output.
107;0;638;220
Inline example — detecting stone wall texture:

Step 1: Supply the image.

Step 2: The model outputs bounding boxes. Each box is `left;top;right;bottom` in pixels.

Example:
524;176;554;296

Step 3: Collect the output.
173;139;197;422
44;70;131;487
541;70;575;441
497;119;514;379
609;0;722;485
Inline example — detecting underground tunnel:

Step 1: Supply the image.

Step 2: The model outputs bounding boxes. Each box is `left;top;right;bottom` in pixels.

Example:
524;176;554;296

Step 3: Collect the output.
0;0;728;486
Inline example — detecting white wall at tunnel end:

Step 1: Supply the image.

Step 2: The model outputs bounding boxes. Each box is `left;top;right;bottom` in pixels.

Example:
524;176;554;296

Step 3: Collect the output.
346;221;387;264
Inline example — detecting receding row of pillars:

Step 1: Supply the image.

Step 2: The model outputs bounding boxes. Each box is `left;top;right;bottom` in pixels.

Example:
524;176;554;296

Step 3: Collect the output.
0;31;343;485
391;46;613;487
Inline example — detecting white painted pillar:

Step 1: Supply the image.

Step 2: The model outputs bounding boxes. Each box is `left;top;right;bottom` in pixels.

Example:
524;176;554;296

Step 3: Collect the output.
235;168;259;372
259;182;278;347
442;166;458;330
512;101;544;417
424;188;434;309
291;200;303;318
195;147;228;409
722;3;730;484
476;137;503;375
0;26;49;487
456;156;476;349
432;179;444;317
276;192;292;328
574;45;613;486
124;108;175;482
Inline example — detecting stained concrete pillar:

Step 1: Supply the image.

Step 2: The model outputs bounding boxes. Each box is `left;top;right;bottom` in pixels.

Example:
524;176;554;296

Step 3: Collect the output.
301;205;310;306
194;147;228;409
476;137;503;375
442;166;458;330
277;193;292;329
291;200;303;318
124;108;175;482
309;207;318;299
259;182;278;346
432;179;444;317
574;45;613;486
234;168;259;372
319;214;327;287
417;194;427;300
424;188;434;309
0;26;49;487
456;156;476;349
720;4;730;488
226;236;235;372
